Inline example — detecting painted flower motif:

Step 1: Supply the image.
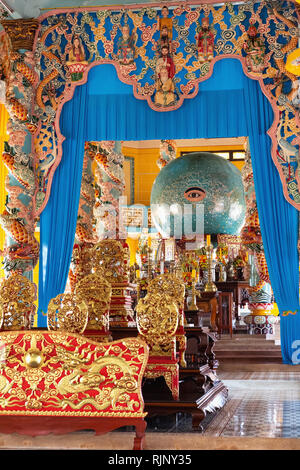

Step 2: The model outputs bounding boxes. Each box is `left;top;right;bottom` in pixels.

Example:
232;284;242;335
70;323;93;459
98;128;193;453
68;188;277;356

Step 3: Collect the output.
176;26;189;40
276;21;287;31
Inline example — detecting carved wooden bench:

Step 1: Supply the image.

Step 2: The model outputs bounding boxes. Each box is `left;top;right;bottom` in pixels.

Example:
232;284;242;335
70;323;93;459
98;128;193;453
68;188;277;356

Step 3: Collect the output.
0;330;149;450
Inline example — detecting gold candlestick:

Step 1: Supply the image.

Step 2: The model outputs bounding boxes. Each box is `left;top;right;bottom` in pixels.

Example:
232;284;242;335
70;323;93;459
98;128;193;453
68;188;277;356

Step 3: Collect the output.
188;269;198;310
204;244;217;293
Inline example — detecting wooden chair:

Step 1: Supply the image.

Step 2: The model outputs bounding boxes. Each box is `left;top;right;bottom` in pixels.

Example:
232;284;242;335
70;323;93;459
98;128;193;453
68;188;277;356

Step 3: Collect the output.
136;291;179;400
147;273;186;367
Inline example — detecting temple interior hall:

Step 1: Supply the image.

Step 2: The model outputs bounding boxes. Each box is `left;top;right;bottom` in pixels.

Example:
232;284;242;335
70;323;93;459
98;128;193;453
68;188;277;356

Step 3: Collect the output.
0;0;299;453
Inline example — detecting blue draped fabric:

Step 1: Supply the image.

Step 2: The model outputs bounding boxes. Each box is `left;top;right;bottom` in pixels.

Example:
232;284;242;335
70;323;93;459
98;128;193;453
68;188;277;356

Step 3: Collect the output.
38;58;299;366
38;84;89;325
242;78;300;364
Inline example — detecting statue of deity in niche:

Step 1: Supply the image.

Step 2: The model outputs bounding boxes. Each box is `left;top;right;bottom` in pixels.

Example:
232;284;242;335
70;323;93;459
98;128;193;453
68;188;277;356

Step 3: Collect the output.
66;34;88;81
196;17;215;63
154;66;176;107
116;24;136;65
243;24;266;74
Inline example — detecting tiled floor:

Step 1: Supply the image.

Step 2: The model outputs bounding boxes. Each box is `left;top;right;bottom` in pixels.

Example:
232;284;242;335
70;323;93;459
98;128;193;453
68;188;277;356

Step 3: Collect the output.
1;369;300;449
203;370;300;438
123;369;300;439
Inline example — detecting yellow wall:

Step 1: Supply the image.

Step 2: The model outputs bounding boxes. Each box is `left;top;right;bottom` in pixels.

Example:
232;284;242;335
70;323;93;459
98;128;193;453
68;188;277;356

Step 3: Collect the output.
122;143;245;207
122;146;160;206
0;104;9;279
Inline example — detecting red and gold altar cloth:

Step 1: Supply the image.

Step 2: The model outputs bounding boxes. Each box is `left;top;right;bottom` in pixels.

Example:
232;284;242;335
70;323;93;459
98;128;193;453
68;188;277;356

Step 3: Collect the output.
0;330;148;418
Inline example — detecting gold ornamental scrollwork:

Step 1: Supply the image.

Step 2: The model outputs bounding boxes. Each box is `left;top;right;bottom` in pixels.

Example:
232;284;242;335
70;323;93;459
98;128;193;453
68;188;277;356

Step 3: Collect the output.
94;239;129;284
136;292;178;356
75;273;112;330
47;293;89;334
0;273;36;330
147;273;185;310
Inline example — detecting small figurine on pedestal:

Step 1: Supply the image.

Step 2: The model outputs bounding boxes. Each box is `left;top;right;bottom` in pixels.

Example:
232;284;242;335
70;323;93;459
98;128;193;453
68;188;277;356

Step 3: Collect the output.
226;258;236;281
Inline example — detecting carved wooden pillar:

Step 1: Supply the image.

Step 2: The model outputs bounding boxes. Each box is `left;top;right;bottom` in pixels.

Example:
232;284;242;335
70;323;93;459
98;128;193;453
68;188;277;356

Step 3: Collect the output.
93;140;125;240
0;19;40;278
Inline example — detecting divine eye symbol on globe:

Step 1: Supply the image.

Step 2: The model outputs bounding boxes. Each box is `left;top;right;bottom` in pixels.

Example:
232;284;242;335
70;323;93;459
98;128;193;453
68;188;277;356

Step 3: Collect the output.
184;187;206;202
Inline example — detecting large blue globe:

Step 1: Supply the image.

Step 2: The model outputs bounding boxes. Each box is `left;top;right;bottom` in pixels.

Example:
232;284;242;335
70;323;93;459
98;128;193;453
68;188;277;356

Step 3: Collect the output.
150;152;246;238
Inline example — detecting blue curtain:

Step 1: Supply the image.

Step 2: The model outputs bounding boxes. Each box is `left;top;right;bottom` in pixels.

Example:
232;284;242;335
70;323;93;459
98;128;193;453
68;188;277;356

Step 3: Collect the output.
38;83;89;325
242;77;300;364
38;58;299;365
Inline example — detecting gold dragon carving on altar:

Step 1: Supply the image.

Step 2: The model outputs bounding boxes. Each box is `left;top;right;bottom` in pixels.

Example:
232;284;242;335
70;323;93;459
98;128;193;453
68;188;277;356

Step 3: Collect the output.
0;332;147;416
